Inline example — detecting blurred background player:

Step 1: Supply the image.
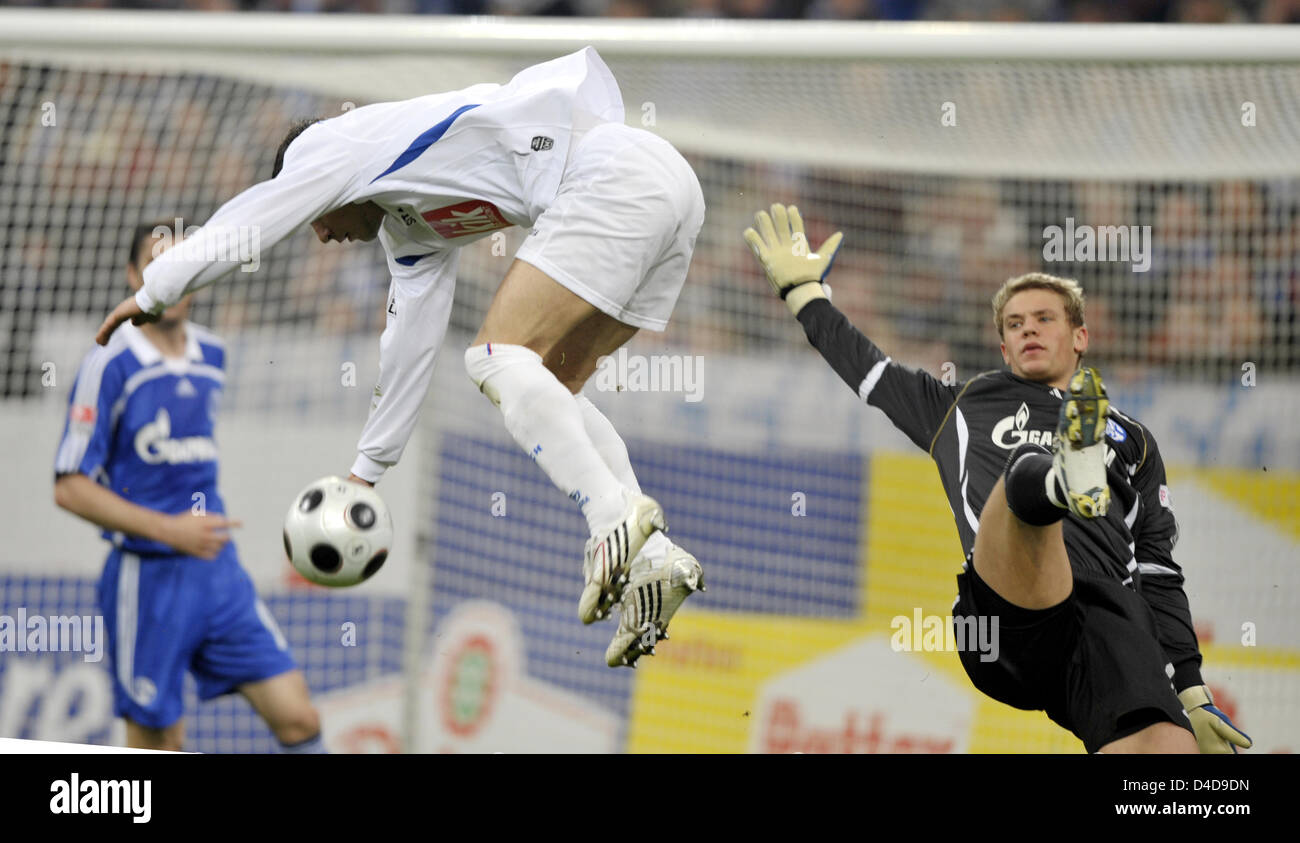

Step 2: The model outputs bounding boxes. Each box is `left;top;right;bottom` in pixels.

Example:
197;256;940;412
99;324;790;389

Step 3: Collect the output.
56;222;326;752
92;48;707;668
745;203;1252;753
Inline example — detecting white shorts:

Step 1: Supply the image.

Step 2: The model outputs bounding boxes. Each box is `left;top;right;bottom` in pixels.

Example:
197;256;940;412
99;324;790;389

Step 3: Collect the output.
514;122;705;332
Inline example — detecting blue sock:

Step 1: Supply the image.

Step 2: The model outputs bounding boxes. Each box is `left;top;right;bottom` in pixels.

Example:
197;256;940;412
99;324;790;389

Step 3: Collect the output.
279;733;328;754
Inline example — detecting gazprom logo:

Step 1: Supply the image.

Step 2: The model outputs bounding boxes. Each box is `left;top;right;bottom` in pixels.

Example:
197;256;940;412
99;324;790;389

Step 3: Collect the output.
1105;418;1127;442
134;408;218;465
991;401;1057;449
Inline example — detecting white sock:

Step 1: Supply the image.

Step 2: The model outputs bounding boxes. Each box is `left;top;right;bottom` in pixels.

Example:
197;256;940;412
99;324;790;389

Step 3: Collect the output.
466;343;627;534
575;393;673;567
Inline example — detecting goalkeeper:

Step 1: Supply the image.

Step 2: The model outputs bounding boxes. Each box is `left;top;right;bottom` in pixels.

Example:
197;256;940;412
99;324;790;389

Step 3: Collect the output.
746;204;1251;754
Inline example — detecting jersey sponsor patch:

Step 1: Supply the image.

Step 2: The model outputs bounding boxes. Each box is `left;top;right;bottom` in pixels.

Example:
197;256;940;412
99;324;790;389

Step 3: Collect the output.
1105;418;1127;442
134;408;218;465
531;135;554;151
421;200;510;239
1158;483;1173;511
990;401;1057;449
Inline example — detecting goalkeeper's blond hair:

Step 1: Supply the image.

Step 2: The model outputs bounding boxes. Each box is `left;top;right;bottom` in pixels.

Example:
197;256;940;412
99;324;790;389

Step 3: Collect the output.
991;273;1086;340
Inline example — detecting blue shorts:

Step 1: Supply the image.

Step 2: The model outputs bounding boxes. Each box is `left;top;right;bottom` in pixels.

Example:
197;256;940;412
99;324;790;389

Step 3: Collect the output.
97;542;298;729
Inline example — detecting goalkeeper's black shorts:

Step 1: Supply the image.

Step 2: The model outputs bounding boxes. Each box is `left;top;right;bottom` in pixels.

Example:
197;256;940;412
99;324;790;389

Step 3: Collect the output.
953;554;1192;753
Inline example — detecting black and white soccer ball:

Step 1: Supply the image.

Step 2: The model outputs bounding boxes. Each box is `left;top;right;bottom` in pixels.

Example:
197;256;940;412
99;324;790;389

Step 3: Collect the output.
283;476;393;587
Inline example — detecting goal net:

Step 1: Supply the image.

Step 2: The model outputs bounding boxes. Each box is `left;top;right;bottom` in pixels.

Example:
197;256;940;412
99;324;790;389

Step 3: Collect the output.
1;12;1296;753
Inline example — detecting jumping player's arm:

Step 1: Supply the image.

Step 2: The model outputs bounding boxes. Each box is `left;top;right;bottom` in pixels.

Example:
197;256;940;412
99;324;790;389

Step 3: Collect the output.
348;247;459;485
96;123;357;345
745;204;958;449
1125;415;1252;752
53;349;237;559
137;123;355;312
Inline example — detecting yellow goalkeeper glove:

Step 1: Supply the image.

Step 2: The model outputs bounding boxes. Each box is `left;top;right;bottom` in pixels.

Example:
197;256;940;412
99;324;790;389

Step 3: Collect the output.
743;204;843;317
1178;685;1252;754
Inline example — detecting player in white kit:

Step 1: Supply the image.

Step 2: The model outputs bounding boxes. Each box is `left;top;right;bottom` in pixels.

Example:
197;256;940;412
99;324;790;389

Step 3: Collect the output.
95;48;706;668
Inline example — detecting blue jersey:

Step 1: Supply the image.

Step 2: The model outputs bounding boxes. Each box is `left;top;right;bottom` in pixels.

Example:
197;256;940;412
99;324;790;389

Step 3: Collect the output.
55;321;227;556
55;322;298;733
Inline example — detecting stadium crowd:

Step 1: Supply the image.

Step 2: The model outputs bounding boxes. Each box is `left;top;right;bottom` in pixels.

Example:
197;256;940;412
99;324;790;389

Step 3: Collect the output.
2;17;1298;399
4;0;1300;23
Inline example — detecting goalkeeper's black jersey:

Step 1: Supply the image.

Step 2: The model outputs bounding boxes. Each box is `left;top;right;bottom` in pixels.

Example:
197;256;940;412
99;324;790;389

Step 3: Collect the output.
796;298;1203;688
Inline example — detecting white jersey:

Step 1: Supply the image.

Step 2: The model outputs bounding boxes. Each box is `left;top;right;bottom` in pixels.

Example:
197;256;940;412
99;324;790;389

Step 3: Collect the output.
136;47;625;482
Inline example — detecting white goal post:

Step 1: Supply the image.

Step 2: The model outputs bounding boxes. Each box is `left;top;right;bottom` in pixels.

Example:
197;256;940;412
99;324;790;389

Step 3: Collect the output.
3;12;1300;176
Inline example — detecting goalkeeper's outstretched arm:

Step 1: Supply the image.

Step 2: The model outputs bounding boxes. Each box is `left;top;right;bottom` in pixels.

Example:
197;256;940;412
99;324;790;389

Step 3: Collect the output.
745;204;960;451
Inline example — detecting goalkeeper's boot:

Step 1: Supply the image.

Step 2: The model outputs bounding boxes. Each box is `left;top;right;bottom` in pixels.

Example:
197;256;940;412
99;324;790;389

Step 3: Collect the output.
579;492;667;625
1053;366;1111;518
606;546;706;668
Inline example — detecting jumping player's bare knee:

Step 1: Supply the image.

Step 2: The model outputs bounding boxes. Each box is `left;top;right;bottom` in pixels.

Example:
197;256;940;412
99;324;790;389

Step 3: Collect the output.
541;311;639;395
1099;721;1198;754
971;476;1072;610
543;344;600;394
554;371;588;395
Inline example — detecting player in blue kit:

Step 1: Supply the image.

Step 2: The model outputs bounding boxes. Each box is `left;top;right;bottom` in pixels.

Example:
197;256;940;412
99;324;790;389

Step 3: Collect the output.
54;222;325;753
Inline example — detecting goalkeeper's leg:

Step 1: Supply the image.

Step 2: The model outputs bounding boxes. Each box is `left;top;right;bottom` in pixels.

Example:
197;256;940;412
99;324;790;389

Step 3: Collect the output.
1097;722;1197;753
971;473;1072;611
969;369;1196;753
972;365;1112;610
969;477;1195;753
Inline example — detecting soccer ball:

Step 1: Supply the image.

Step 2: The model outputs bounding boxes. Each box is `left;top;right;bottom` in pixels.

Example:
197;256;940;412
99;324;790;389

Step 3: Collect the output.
283;476;393;587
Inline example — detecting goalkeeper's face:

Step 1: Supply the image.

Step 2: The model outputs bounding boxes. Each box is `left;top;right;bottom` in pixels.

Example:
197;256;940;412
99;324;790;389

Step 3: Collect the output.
999;289;1087;384
311;201;385;244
